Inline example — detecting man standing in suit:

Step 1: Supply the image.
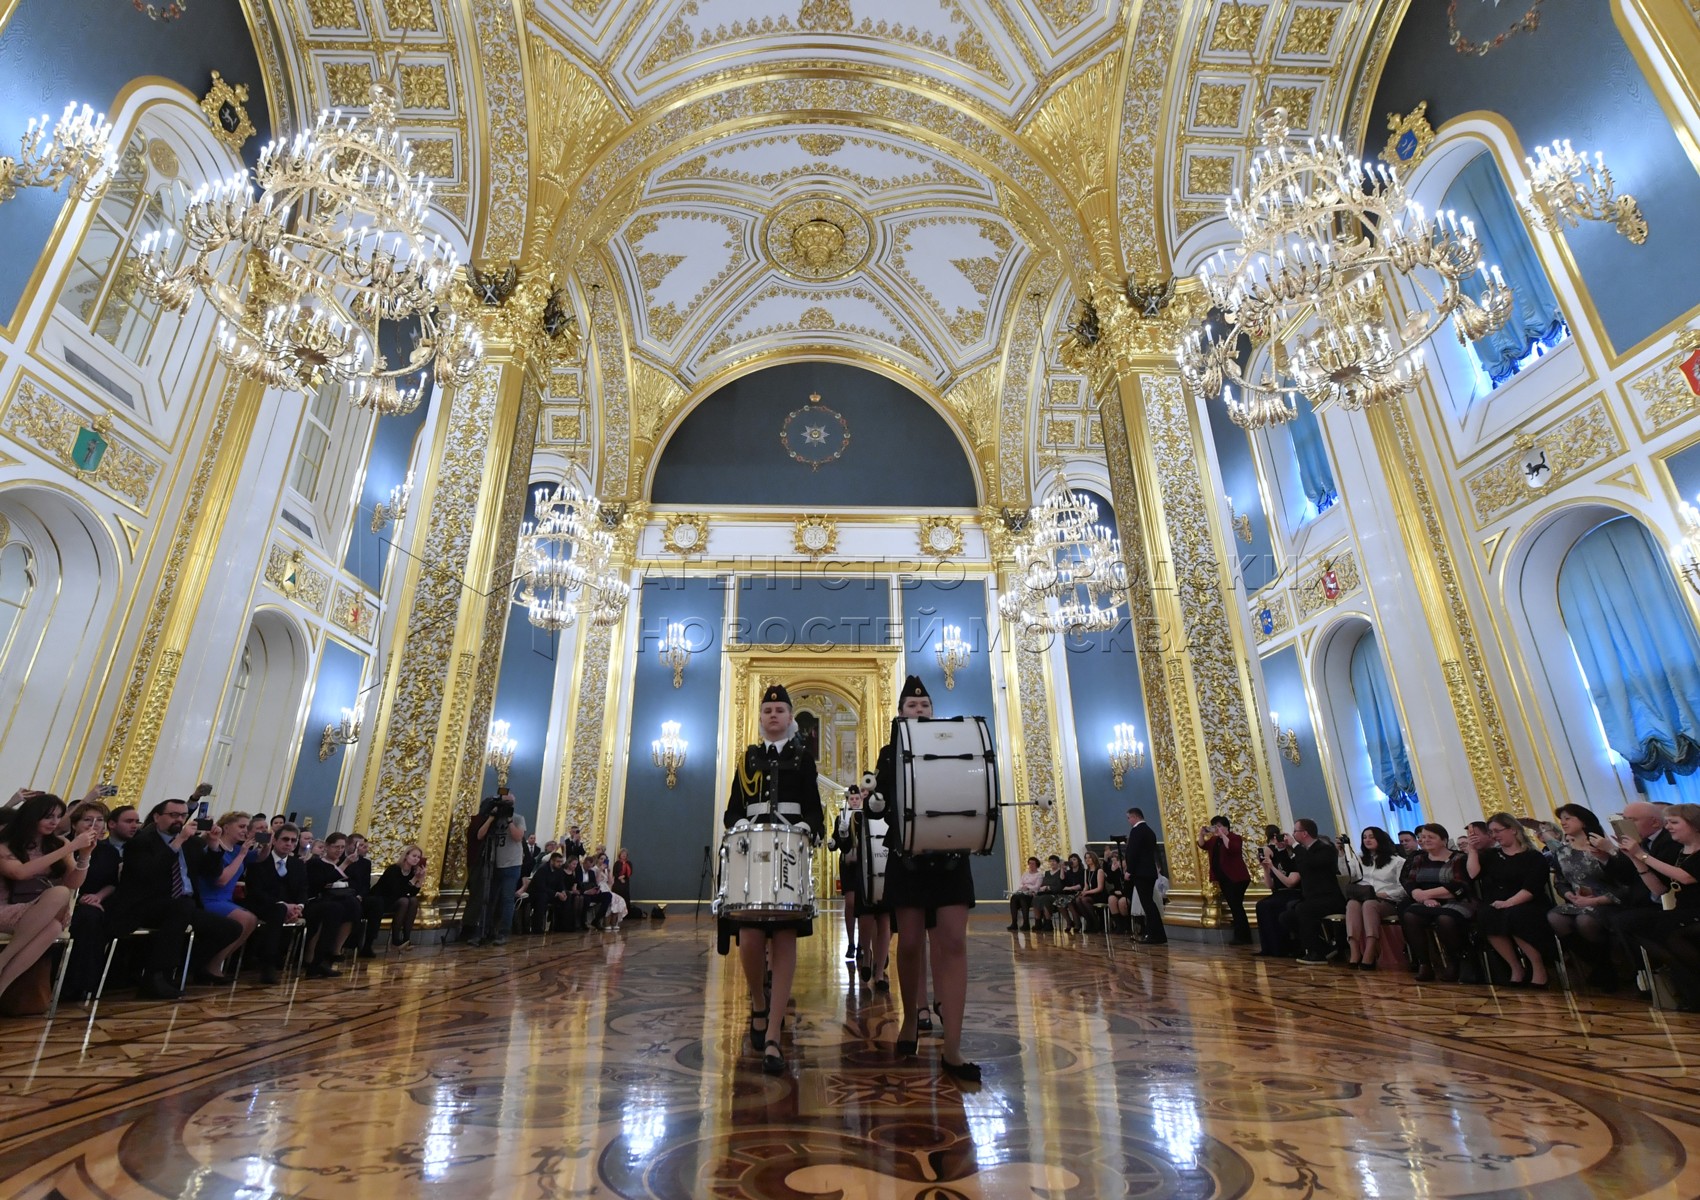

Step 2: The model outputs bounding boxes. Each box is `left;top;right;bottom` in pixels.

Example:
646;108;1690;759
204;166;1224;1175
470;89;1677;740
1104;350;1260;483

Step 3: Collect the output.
1124;807;1166;945
110;798;240;998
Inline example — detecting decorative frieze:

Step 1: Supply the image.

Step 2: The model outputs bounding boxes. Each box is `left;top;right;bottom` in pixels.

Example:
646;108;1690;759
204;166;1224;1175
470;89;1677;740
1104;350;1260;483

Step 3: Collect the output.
2;378;161;510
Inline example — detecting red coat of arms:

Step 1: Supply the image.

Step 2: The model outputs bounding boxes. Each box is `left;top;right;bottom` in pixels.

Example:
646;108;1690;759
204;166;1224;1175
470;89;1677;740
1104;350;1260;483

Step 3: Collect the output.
1680;348;1700;396
1321;568;1341;600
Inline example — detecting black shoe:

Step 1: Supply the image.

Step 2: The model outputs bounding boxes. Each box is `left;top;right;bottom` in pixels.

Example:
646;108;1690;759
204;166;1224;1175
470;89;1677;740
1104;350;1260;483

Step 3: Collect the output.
844;945;858;961
762;1039;786;1075
304;961;341;979
940;1057;982;1083
258;967;281;986
1006;923;1020;931
139;972;181;1000
893;1038;918;1057
1138;935;1168;945
748;1008;769;1053
873;978;890;994
357;947;378;960
917;1006;933;1033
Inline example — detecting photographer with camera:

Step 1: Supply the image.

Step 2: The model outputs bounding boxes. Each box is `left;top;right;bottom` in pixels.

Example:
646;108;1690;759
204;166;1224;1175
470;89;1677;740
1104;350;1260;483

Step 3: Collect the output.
469;791;526;946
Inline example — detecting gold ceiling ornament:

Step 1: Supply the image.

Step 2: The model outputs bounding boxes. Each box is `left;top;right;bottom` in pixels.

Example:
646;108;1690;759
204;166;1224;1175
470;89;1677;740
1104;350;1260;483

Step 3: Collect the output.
1059;274;1203;395
793;515;839;559
1518;141;1648;246
136;23;480;402
1379;102;1435;170
660;512;710;556
763;195;871;281
199;72;256;154
447;262;580;368
917;515;965;558
1180;107;1514;427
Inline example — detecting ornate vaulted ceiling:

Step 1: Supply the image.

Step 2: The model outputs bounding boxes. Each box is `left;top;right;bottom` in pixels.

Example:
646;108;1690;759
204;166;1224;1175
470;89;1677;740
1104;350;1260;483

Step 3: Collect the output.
263;0;1394;506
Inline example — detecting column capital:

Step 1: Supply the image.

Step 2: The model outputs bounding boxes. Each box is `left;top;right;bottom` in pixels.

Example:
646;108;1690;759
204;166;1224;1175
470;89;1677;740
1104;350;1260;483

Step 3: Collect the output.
1058;274;1209;396
447;261;582;369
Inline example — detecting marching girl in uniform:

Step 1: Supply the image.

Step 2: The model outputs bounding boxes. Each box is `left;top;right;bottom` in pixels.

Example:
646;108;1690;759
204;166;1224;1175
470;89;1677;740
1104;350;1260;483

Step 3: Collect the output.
877;675;981;1081
719;684;825;1074
833;786;860;967
849;784;895;992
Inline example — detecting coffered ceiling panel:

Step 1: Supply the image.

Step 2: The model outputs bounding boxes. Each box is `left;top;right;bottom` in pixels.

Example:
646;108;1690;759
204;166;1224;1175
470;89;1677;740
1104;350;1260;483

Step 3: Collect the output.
648;128;997;204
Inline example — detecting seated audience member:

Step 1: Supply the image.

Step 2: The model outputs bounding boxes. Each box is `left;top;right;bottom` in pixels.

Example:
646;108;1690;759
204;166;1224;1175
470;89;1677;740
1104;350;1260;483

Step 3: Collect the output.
1620;802;1700;1011
244;824;337;982
192;811;261;982
1467;813;1554;987
246;814;269;840
270;815;287;837
304;833;364;964
1274;819;1347;963
1399;823;1471;981
65;799;109;842
1009;857;1043;931
1344;826;1406;968
1033;855;1065;931
592;853;628;930
1595;801;1680;982
560;826;587;861
1254;828;1300;957
0;793;94;1004
63;804;140;999
573;851;611;930
1199;816;1253;945
1397;830;1420;858
1102;850;1130;934
1055;853;1086;933
366;844;427;951
109;798;240;998
521;851;571;933
1074;850;1109;930
1542;804;1636;988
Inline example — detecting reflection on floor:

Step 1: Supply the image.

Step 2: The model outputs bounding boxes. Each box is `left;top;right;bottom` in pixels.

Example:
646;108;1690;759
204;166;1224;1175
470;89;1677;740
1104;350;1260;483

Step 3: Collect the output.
1;915;1698;1198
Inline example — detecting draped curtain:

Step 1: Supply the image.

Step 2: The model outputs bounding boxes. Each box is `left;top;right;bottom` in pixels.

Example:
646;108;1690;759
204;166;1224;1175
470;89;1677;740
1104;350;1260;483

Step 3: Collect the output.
1440;152;1569;386
1349;630;1418;811
1287;390;1337;515
1559;516;1700;781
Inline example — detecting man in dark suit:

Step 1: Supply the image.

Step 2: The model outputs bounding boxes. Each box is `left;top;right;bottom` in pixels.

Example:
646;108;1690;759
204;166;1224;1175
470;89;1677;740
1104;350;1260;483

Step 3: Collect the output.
1123;807;1166;945
110;798;240;998
1274;819;1347;963
244;823;338;982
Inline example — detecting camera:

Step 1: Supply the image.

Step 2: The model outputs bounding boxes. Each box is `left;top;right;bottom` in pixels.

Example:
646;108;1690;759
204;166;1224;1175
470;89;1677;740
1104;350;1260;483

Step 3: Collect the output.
253;830;271;847
482;793;515;822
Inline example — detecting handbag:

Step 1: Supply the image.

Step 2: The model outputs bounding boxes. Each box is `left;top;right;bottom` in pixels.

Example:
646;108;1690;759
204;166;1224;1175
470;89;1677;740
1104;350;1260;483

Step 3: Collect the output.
1344;882;1377;902
0;953;54;1017
1663;882;1681;912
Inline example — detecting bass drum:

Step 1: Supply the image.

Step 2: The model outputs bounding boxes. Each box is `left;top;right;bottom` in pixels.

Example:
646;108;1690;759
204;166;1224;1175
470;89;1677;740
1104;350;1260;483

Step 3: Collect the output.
856;812;890;907
890;715;999;855
713;820;817;921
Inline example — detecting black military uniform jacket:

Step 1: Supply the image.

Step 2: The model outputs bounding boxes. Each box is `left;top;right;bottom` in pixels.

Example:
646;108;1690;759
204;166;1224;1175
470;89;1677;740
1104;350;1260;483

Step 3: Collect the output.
723;738;825;839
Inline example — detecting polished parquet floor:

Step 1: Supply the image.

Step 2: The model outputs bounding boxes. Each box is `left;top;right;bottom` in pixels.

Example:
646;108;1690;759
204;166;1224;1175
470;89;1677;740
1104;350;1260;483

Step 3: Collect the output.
2;915;1699;1199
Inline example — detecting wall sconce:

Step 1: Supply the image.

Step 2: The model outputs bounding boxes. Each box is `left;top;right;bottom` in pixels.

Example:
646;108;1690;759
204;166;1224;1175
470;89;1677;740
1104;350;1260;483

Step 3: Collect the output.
1270;710;1301;765
1226;495;1253;544
652;721;687;789
370;470;414;533
1519;141;1648;245
1108;722;1146;789
934;623;969;690
318;701;364;762
658;620;691;688
486;718;517;787
1676;499;1700;593
0;102;117;206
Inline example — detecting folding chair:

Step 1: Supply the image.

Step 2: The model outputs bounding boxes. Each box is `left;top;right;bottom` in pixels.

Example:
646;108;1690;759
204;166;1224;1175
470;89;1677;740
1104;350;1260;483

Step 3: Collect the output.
0;926;75;1018
94;924;195;1001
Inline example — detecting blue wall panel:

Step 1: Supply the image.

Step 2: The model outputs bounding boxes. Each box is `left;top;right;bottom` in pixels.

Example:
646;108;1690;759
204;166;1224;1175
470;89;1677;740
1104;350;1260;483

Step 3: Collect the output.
652;362;976;507
1260;645;1335;835
285;639;367;836
343;321;433;592
621;576;728;902
484;480;562;832
1201;410;1276;593
898;578;1007;897
1372;0;1700;351
734;575;891;648
0;0;274;321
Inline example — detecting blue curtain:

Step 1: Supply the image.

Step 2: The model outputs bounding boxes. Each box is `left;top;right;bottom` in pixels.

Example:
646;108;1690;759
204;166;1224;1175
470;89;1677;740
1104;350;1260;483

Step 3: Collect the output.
1441;153;1568;385
1559;516;1700;781
1287;390;1337;515
1350;630;1418;812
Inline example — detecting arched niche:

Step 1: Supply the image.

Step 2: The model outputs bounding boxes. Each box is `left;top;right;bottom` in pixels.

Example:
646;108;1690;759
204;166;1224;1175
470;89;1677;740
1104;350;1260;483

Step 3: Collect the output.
1498;500;1670;812
1310;612;1425;835
204;606;311;817
0;485;122;790
649;361;980;508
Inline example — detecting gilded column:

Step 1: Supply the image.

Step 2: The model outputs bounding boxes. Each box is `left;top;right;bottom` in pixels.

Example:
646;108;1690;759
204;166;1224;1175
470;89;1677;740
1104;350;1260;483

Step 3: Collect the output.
359;267;577;892
1064;280;1278;920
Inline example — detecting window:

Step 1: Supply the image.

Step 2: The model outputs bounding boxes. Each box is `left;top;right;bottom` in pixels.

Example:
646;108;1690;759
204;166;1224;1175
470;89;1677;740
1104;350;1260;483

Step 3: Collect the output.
206;647;252;796
1349;630;1422;826
288;383;339;502
1286;389;1337;521
0;540;36;676
1439;153;1569;393
55;134;184;364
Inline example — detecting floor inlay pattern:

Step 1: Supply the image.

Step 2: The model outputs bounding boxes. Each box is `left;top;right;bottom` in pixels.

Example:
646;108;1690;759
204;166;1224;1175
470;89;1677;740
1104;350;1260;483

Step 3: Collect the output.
1;918;1698;1198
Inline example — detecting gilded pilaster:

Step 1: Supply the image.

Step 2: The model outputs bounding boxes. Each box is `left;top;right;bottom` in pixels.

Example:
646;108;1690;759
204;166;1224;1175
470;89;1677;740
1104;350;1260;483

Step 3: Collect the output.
361;267;574;889
1065;281;1278;912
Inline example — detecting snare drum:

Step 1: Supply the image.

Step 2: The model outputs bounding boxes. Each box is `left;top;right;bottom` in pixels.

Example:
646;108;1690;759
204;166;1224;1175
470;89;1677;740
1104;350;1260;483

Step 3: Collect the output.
856;812;890;907
890;716;999;855
713;820;817;921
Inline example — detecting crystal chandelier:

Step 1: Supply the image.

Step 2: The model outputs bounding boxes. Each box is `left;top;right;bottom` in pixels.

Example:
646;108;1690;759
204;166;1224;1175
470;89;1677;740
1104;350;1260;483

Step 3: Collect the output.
1518;141;1648;245
485;718;517;787
1180;108;1514;427
513;482;632;632
652;722;688;790
318;699;364;762
0;102;118;206
933;624;969;689
135;63;481;403
1108;723;1146;789
997;480;1128;636
658;621;691;688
